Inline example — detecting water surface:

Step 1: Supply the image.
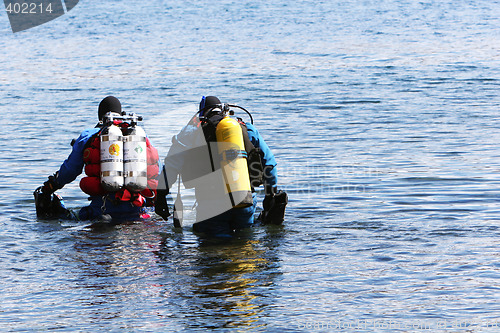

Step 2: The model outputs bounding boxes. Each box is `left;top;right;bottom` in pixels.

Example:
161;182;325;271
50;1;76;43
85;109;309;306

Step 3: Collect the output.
0;0;499;331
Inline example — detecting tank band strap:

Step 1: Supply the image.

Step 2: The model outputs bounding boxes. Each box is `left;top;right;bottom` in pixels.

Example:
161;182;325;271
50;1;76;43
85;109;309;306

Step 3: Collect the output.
124;171;147;177
101;170;123;177
101;135;123;142
221;149;247;161
123;136;146;142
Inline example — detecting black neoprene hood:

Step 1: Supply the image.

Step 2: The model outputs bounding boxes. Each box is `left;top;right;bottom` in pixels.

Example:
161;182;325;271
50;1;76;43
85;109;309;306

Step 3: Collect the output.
98;96;122;120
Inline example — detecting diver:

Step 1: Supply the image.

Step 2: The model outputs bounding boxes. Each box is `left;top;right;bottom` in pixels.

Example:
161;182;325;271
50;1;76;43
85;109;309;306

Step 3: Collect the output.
155;96;287;238
34;96;160;221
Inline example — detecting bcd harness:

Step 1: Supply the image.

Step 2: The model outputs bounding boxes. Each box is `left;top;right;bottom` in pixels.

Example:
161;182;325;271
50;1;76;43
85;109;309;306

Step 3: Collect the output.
200;112;264;189
178;109;264;209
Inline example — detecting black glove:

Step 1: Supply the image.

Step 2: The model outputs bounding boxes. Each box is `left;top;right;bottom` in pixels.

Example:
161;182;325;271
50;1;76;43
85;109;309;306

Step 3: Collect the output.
262;193;274;212
42;172;61;195
34;186;73;219
262;185;277;214
34;186;53;218
260;188;288;225
155;189;171;220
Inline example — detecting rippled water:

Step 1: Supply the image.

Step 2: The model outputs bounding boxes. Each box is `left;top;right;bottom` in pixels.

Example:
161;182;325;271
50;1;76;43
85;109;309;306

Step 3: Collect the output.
1;0;499;331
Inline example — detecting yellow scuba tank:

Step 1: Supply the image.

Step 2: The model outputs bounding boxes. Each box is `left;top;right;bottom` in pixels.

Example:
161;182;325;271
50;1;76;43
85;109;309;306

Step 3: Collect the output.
215;116;253;208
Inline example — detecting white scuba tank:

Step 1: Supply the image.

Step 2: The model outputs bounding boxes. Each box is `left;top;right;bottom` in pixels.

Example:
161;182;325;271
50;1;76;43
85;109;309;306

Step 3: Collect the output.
123;125;148;191
100;123;124;191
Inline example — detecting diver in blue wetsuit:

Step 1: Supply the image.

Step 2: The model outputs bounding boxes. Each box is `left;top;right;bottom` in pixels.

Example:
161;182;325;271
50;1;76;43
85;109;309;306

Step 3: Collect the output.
35;96;160;221
155;96;287;238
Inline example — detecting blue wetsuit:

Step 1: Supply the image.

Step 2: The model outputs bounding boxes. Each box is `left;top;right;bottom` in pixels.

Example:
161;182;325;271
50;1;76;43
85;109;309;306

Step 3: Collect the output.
55;127;145;220
160;118;278;238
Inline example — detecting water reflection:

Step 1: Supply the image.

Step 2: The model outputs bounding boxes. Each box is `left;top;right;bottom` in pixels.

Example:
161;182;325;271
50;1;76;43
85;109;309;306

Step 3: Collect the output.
155;227;283;331
70;222;168;325
66;220;285;330
72;227;128;322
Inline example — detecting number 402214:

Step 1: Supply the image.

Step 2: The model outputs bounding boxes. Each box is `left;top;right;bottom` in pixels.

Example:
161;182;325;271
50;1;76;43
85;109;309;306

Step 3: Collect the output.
5;2;54;14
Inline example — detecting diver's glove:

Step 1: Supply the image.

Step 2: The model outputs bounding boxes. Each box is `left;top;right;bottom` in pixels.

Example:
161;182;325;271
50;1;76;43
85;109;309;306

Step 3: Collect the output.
34;186;52;218
42;172;62;195
34;186;74;219
260;186;288;225
155;189;171;220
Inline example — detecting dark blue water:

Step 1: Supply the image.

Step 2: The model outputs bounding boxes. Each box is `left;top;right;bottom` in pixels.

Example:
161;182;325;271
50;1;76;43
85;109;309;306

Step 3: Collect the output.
1;0;500;331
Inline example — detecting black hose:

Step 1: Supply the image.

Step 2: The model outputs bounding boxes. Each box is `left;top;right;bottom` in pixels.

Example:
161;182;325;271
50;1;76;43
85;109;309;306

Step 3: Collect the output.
228;104;254;124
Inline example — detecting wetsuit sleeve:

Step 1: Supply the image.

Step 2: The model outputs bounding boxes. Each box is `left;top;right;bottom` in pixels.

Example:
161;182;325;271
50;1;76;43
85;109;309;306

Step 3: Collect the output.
245;123;278;188
56;129;98;187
